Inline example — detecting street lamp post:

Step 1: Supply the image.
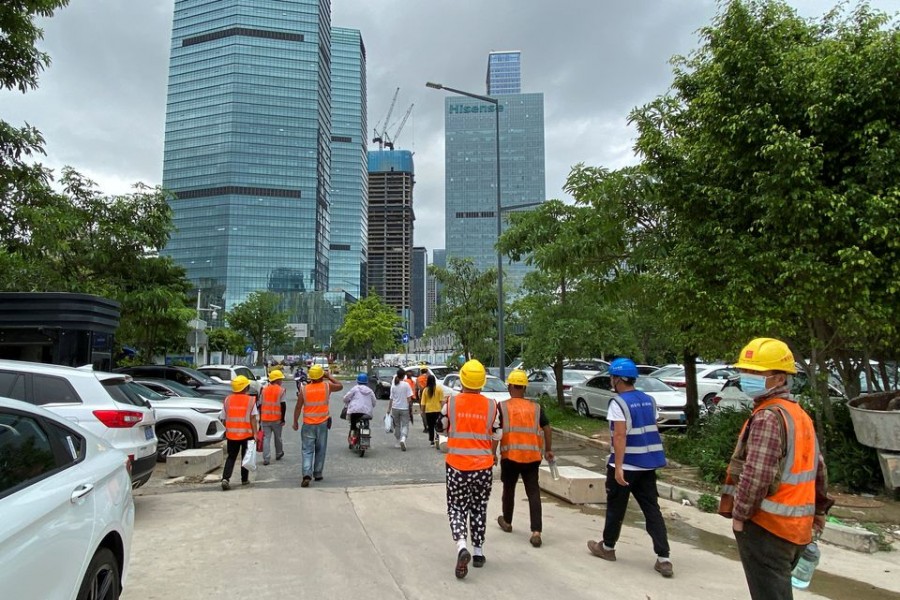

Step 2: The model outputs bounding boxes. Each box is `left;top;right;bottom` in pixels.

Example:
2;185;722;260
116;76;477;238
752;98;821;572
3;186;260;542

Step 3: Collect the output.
426;81;505;380
193;289;221;366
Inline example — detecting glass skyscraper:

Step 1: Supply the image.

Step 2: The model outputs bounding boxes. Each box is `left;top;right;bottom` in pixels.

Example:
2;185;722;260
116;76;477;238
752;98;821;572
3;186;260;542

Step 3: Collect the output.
161;0;332;312
329;28;368;301
411;246;426;339
486;51;521;95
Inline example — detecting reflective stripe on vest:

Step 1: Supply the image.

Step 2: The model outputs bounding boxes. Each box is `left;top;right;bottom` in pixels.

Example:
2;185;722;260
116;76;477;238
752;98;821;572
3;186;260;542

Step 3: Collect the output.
224;394;253;440
446;393;496;471
303;382;330;425
609;392;667;469
719;397;818;545
499;399;542;463
260;385;282;422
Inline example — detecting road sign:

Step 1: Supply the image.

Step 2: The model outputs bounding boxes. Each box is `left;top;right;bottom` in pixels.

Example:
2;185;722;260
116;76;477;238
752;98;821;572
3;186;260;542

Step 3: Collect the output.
245;345;254;355
401;333;410;344
187;318;207;331
186;330;208;347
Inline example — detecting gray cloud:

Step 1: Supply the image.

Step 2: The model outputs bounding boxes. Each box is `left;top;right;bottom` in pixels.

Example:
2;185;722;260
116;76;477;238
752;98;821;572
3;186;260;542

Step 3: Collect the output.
3;0;896;251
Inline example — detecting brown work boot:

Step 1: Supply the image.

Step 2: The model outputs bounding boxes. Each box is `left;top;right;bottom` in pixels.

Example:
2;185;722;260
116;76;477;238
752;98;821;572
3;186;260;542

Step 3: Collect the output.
530;532;542;547
655;559;674;578
497;515;512;532
587;540;616;561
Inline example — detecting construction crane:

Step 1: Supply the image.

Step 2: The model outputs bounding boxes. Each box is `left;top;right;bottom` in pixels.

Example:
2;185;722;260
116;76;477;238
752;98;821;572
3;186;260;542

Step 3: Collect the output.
372;87;399;149
384;103;414;150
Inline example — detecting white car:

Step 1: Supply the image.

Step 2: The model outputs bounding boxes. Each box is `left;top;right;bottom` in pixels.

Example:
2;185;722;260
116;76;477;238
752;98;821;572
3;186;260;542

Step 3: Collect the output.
525;368;590;405
569;374;705;428
125;382;225;461
0;360;158;488
0;397;134;599
441;373;509;402
198;364;263;395
650;363;738;408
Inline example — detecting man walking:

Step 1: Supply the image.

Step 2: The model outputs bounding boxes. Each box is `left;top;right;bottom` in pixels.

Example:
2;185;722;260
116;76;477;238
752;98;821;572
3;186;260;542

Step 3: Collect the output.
440;359;500;580
292;364;343;487
587;358;673;578
496;369;554;548
259;369;286;465
220;376;259;490
720;338;833;600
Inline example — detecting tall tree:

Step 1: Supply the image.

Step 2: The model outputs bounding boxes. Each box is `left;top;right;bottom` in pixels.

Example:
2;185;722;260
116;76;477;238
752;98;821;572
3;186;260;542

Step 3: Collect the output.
207;327;249;358
227;292;291;366
333;294;401;375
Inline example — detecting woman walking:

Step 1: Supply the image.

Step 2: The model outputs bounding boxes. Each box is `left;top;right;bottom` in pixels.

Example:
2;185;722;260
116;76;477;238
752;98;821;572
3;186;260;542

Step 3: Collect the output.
420;373;444;446
389;368;414;451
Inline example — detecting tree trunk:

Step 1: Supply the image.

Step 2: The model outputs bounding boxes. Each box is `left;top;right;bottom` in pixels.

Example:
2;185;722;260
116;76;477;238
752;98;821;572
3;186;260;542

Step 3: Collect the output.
554;354;566;409
683;349;699;426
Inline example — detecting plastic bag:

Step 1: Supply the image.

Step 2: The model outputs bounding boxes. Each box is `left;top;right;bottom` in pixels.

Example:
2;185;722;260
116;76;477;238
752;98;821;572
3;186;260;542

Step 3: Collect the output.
383;413;393;433
242;439;258;471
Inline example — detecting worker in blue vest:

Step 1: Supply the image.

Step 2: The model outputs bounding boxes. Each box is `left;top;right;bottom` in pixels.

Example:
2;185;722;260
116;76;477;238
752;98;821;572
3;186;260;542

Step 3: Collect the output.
586;357;673;578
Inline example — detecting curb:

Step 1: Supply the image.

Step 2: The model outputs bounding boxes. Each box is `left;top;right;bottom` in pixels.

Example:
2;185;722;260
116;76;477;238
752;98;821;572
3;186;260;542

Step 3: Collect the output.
551;427;609;450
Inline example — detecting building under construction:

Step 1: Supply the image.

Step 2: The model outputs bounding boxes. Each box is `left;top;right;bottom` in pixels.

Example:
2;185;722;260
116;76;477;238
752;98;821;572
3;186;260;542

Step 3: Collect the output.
367;150;415;325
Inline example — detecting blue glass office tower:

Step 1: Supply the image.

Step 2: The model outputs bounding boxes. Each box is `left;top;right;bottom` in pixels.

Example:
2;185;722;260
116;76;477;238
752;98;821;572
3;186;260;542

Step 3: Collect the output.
329;28;368;301
411;246;426;338
161;0;332;311
444;63;544;290
486;51;521;95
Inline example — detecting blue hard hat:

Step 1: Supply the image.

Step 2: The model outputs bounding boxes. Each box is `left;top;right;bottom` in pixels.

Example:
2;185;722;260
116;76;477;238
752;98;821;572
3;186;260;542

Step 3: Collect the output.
357;373;368;384
608;358;638;379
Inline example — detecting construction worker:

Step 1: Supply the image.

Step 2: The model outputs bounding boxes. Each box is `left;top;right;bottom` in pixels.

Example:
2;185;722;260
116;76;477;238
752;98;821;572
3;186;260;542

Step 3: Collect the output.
719;338;833;600
440;359;500;580
417;366;430;432
259;369;286;465
496;369;554;548
587;357;673;578
219;376;259;490
292;364;343;487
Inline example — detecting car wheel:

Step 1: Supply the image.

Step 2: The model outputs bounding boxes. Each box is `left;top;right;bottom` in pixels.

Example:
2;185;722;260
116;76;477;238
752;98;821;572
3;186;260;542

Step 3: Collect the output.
156;424;195;462
576;399;591;418
76;547;121;600
701;393;716;410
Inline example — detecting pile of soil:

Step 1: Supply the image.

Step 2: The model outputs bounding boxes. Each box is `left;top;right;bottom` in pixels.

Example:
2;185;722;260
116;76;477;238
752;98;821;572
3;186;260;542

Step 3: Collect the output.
850;391;900;411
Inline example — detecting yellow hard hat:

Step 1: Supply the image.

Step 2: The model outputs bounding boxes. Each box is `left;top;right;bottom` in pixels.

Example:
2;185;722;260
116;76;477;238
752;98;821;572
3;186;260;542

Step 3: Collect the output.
268;369;284;382
734;338;797;374
459;359;487;390
308;365;325;380
231;375;251;392
506;369;528;387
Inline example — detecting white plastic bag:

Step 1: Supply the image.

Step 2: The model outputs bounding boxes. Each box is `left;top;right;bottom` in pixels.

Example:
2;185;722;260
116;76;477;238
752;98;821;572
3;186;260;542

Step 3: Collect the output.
383;413;393;434
242;439;258;471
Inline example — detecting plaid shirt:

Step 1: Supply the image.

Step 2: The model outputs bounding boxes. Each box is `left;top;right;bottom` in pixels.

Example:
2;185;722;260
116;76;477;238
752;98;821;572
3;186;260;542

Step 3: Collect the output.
732;386;833;522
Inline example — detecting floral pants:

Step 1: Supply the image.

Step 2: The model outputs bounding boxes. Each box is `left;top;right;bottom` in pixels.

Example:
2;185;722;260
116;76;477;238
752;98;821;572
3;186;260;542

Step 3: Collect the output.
446;465;493;548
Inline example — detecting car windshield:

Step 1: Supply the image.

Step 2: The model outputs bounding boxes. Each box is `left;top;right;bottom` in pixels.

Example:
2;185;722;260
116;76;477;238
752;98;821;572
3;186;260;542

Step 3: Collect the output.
652;366;684;378
249;366;267;379
429;367;452;379
376;368;395;379
126;382;168;402
180;367;216;384
635;377;676;393
482;378;507;392
102;380;149;407
563;371;588;384
154;380;202;397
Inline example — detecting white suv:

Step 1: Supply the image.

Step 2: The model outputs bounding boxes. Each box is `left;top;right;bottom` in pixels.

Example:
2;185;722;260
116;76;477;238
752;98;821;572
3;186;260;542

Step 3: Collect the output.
0;360;157;488
198;364;263;395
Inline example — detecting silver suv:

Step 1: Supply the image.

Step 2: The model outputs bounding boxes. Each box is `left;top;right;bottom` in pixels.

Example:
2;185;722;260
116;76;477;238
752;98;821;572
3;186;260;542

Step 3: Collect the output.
198;364;263;395
0;360;158;487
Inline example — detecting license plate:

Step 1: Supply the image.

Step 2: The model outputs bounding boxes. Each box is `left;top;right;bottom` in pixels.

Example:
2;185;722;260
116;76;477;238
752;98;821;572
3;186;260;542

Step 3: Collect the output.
145;427;155;440
360;428;370;435
679;414;686;422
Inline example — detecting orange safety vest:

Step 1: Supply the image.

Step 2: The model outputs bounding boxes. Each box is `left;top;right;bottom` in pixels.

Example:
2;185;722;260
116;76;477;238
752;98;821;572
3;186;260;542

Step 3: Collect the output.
224;393;254;440
417;374;428;391
446;392;497;471
499;398;543;463
720;397;818;545
260;385;283;422
406;378;417;400
302;381;330;425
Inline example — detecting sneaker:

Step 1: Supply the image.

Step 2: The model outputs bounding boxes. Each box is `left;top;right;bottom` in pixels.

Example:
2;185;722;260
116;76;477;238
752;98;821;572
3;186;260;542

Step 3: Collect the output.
241;480;250;486
276;452;285;461
655;559;674;578
263;460;270;466
221;479;230;491
530;532;542;548
301;476;311;488
400;440;407;451
472;554;486;568
394;442;402;449
497;515;512;532
314;476;324;481
587;540;616;561
455;548;471;579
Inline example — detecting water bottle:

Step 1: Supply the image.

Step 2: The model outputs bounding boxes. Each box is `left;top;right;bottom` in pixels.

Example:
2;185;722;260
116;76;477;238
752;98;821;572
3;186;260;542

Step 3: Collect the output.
548;458;560;481
791;541;820;589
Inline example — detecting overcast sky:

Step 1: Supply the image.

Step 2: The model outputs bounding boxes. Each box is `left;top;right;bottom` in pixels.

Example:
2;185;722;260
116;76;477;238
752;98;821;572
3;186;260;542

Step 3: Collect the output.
3;0;898;254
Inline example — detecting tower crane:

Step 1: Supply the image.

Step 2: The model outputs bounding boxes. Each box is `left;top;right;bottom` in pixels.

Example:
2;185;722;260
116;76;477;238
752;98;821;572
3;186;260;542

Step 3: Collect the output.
384;104;414;150
372;87;400;149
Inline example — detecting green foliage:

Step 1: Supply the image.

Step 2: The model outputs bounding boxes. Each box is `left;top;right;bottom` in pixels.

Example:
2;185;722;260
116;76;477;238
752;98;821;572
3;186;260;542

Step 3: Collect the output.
426;258;498;363
226;292;291;366
664;409;749;484
697;493;720;513
0;0;70;93
538;396;596;436
207;327;248;357
802;399;882;492
333;294;402;370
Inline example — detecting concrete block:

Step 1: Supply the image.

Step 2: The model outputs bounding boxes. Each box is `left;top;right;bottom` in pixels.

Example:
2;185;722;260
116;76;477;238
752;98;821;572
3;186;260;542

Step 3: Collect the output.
539;466;606;504
165;448;223;478
669;485;703;506
821;522;880;554
656;482;674;501
877;451;900;490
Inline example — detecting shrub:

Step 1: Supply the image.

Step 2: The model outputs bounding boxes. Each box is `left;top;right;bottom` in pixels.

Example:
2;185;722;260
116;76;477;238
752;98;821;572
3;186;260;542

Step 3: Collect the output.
664;408;749;484
697;493;719;513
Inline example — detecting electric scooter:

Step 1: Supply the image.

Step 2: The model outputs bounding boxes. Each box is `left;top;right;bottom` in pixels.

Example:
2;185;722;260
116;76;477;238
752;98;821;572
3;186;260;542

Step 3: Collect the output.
348;416;371;457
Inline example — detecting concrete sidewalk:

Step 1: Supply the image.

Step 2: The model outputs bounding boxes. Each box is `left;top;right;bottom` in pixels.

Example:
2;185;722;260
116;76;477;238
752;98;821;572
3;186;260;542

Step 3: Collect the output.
121;481;893;600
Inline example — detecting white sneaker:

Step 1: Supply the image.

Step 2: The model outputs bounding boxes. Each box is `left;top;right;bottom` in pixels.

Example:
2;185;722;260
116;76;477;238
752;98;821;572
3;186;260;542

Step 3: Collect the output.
394;443;402;448
400;440;407;451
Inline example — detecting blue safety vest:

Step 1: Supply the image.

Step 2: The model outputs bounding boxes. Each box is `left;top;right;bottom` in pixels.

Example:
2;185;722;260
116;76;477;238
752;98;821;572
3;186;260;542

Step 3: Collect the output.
608;390;667;469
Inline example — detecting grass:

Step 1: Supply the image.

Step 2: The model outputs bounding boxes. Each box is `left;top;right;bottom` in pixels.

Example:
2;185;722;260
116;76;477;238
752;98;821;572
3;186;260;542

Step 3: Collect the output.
540;396;601;436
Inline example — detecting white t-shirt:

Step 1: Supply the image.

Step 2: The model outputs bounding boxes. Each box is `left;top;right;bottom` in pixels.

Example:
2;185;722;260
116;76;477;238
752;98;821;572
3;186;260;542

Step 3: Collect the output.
390;381;413;410
607;398;658;471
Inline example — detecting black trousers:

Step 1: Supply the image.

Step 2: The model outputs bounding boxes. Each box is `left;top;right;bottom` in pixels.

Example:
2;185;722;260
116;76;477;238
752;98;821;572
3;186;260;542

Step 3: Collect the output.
602;465;670;558
222;438;250;483
348;413;369;440
500;459;543;532
425;411;441;443
735;519;804;600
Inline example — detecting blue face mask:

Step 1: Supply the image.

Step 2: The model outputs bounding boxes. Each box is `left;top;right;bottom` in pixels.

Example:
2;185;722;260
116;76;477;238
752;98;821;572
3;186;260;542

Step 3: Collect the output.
740;373;769;398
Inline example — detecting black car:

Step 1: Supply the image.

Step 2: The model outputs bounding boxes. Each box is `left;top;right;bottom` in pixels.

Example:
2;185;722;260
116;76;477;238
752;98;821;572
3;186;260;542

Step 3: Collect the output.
114;365;231;399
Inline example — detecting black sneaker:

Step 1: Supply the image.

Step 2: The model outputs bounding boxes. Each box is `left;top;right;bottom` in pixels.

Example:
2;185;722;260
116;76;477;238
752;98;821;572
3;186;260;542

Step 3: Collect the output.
455;548;471;579
241;480;250;486
221;479;230;491
314;476;324;481
276;452;284;460
472;555;486;568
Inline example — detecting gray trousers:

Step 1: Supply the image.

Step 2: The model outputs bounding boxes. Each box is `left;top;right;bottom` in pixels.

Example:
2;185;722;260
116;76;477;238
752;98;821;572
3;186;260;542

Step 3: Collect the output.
391;407;410;441
261;421;283;461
